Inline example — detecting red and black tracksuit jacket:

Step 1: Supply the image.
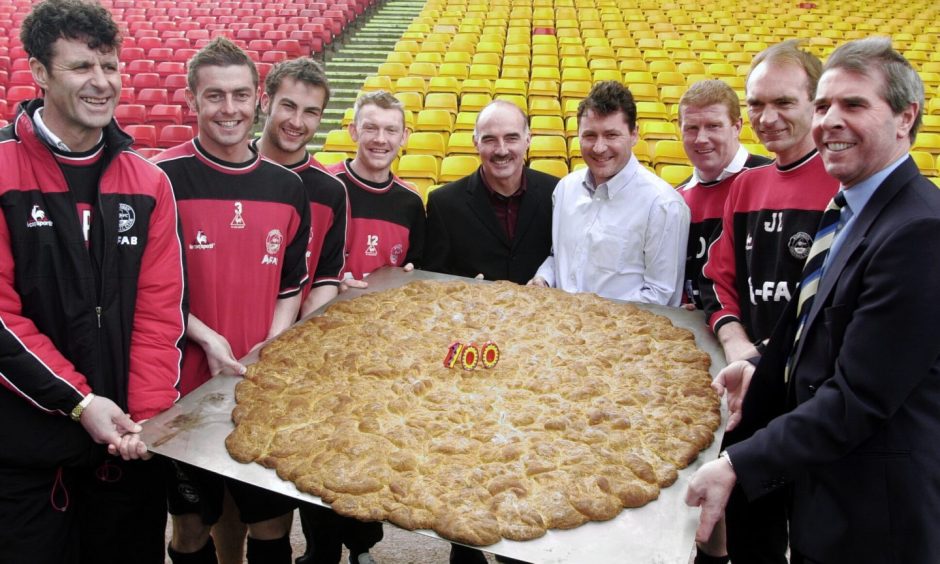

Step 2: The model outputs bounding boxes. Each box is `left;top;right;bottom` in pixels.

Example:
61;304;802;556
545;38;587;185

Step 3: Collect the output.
0;100;187;468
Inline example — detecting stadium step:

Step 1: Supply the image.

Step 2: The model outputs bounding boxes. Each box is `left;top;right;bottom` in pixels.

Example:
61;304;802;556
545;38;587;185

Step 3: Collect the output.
310;0;423;152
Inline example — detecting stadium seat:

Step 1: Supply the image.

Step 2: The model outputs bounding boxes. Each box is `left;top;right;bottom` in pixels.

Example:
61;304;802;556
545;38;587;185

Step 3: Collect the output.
322;129;358;154
660;164;693;187
312;152;348;167
137;88;168;108
639;120;679;140
396;153;439;181
427;77;461;97
445;131;476;155
460;93;492;113
394;91;423;112
528;135;567;160
630;83;661;103
424;93;458;116
405;131;446;159
438;155;481;182
652;140;691;173
528;158;569;178
454;112;478;132
408;62;439;79
114;104;148;126
530;116;565;137
460;79;494;96
125;124;158;149
148;104;183;128
157;125;193;148
395;76;427;95
911;151;939;176
378;63;407;80
913;133;940;156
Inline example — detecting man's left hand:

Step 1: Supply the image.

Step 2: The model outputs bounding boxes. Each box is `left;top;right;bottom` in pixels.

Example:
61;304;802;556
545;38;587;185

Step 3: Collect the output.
685;458;737;543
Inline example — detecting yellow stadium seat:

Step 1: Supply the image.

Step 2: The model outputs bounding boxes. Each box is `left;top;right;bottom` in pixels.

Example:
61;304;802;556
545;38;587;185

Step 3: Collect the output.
469;64;499;81
528;80;559;98
660;85;686;105
563;99;581;119
708;63;737;77
427;76;461;96
530;116;565;137
394;40;420;54
561;81;592;107
528;135;568;160
438;63;469;80
660;164;693;187
494;79;527;97
561;56;589;70
624;71;655;85
341;108;356;127
678;60;707;75
648;60;678;74
529;159;569;178
460;79;494;96
395;91;424;112
361;75;393;93
588;58;619;72
593;69;622;83
460;93;492;113
446;131;477;155
531;67;561;82
424;93;458;116
636;102;670;121
913;133;940;156
529;97;562;118
565;117;578;139
619;58;648;74
739;125;758;144
652;140;690;173
454;111;478;132
395;76;428;95
312;152;348;167
386;52;414;65
472;53;501;66
443;52;472;65
323;129;358;154
501;67;529;80
439;155;481;182
396;154;440;181
416;110;454;135
928;98;940;116
503;55;530;69
656;71;686;88
377;63;408;79
639;119;678;140
408;62;439;79
561;68;593;82
405;131;446;159
532;54;560;69
415;53;444;65
911;151;939;176
634;139;651;166
568;135;581;158
921;115;940;134
630;83;661;103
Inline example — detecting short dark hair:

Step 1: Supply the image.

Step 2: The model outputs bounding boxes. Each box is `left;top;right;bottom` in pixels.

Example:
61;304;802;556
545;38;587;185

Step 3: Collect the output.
577;81;637;132
264;57;331;108
21;0;121;68
187;37;258;92
824;37;924;142
353;90;405;126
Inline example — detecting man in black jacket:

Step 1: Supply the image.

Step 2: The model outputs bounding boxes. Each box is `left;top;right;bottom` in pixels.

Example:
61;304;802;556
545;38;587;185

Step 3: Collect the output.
424;100;558;284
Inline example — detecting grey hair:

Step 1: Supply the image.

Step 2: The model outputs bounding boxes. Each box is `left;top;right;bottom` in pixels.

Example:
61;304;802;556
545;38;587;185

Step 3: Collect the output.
823;36;924;142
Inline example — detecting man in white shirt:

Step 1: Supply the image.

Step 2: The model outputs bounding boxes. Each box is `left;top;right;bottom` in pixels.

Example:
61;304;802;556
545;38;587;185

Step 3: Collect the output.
529;81;689;305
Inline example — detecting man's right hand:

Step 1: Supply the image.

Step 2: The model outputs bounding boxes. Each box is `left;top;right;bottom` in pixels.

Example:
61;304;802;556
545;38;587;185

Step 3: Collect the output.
80;395;150;460
712;360;756;432
202;332;247;377
527;276;548;287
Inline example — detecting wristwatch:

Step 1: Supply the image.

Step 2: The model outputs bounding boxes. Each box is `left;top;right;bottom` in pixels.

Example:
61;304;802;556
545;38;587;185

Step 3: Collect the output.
69;393;95;422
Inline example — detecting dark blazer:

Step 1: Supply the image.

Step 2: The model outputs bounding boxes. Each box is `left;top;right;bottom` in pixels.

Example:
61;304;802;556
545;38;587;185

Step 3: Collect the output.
727;158;940;563
424;167;558;284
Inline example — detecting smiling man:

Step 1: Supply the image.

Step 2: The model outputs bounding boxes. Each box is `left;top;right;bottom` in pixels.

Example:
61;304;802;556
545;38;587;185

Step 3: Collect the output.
153;37;310;564
530;81;689;305
255;58;348;317
424;100;557;284
695;41;840;564
329;91;425;285
677;80;771;310
0;1;186;562
687;38;940;564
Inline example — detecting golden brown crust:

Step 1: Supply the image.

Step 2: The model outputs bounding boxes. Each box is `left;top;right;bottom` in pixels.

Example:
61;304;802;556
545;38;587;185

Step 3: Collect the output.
226;280;719;545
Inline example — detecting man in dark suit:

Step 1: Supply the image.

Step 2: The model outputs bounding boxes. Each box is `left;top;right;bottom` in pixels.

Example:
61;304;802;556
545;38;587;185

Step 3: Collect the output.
686;38;940;564
424;100;558;284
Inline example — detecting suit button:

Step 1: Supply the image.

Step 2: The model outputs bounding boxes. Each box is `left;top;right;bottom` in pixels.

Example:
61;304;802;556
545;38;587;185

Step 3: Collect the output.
808;384;817;395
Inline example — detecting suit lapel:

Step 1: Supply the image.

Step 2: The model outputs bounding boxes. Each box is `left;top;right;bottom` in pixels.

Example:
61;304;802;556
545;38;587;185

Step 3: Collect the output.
466;171;510;246
794;158;917;362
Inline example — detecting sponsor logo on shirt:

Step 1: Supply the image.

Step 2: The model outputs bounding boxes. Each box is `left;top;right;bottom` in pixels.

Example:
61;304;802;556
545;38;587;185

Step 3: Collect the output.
231;201;246;229
390;243;403;265
262;229;283;265
26;205;53;228
117;203;136;232
365;234;378;257
788;232;812;260
745;233;753;251
190;230;215;250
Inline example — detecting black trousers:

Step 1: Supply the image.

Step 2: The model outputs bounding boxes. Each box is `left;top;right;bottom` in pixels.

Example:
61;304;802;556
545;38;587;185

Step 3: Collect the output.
298;503;383;563
724;484;789;564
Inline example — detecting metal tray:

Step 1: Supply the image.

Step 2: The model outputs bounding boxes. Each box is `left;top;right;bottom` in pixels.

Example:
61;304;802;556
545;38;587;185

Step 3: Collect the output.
141;267;726;563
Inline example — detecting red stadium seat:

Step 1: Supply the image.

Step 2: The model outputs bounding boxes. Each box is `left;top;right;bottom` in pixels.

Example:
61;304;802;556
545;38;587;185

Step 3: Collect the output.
114;104;148;125
261;51;287;64
148;104;183;127
164;74;187;91
131;73;160;89
136;88;168;108
155;61;184;78
135;147;164;159
119;87;136;104
126;59;155;74
125;124;157;148
156;124;193;148
9;69;34;87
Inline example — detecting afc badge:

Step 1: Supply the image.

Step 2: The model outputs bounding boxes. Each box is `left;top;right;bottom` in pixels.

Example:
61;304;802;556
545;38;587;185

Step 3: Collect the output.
788;231;813;260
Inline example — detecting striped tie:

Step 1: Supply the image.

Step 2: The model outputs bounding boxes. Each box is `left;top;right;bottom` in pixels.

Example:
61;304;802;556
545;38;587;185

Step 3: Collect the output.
785;192;847;382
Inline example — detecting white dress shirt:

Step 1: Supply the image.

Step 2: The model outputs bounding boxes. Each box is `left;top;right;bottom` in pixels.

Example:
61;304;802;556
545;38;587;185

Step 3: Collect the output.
535;154;690;305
